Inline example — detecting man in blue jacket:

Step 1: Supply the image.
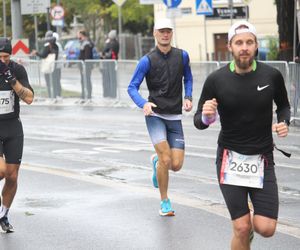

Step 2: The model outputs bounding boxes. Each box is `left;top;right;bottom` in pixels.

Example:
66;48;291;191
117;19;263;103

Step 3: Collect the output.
128;18;193;216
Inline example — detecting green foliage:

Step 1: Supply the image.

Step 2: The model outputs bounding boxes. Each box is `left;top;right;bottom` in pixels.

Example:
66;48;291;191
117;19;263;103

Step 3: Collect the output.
60;0;153;35
267;37;279;60
0;0;153;39
0;0;11;36
122;0;154;35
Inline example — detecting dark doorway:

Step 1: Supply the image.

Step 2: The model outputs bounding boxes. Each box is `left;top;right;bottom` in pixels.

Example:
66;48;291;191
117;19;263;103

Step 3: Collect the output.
214;33;229;61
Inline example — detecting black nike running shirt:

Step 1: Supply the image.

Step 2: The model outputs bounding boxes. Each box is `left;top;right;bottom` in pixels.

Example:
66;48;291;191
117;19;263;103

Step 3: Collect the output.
0;60;33;120
194;61;290;155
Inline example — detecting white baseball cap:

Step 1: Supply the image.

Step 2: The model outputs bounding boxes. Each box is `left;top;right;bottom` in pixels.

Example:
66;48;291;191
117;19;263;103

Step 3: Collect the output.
154;18;173;30
228;20;257;43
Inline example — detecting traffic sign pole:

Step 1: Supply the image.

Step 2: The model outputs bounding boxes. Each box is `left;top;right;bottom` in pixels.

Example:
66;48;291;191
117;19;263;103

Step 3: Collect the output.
163;0;182;48
11;0;23;39
204;16;208;60
56;0;62;35
112;0;127;59
196;0;213;60
118;5;122;38
46;7;50;30
34;15;39;51
171;17;177;48
228;0;233;25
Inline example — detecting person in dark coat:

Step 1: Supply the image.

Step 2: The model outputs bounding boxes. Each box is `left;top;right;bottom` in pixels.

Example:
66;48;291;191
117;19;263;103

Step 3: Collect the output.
101;30;119;98
77;30;93;101
102;30;119;60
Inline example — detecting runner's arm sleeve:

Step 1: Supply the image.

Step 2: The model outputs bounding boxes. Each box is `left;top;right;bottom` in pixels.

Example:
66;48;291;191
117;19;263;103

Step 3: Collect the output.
194;73;216;130
127;56;150;108
273;70;291;125
182;50;193;98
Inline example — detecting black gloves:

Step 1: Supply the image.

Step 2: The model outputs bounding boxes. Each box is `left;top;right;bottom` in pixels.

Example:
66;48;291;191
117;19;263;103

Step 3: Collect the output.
0;61;17;86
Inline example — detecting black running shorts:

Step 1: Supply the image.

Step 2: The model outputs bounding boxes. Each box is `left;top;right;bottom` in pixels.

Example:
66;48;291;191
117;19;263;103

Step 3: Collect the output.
216;146;279;220
0;118;24;164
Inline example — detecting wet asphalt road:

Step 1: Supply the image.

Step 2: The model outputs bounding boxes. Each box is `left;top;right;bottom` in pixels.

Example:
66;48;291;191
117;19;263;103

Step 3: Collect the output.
0;102;300;249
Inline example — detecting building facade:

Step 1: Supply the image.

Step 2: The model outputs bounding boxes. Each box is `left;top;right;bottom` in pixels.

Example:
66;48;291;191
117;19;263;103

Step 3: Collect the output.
154;0;278;61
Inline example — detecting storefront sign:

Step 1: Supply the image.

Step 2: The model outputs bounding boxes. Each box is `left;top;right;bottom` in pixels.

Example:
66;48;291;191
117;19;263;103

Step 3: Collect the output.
206;6;248;20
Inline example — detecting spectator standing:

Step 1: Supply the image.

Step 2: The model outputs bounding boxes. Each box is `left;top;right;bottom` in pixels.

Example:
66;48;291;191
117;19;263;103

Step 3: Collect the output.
52;32;63;101
77;30;93;102
102;30;119;60
101;30;119;98
32;31;59;100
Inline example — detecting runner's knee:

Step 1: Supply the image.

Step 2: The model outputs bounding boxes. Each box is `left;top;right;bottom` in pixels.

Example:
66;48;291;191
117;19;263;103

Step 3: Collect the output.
254;224;276;238
5;167;19;183
233;221;252;239
253;216;277;237
5;174;18;184
159;155;172;169
171;159;183;172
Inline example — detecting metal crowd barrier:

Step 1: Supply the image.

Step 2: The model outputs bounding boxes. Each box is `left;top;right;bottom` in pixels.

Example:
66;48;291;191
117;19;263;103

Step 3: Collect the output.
288;62;300;124
11;57;300;123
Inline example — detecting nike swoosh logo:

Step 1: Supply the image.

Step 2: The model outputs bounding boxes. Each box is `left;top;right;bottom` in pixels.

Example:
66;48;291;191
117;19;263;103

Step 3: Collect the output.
257;85;270;91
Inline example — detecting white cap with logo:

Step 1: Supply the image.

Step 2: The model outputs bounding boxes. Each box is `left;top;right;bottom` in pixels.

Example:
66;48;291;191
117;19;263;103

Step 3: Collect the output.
154;18;173;30
228;20;257;43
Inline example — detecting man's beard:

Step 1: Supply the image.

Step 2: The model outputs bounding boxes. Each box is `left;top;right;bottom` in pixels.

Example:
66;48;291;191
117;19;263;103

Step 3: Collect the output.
233;52;255;70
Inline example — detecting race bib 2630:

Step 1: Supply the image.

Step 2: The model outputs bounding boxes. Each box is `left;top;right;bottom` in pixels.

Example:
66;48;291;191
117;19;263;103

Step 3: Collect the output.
220;149;264;189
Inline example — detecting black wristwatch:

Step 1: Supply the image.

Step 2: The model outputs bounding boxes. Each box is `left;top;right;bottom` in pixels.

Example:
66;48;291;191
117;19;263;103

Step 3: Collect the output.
184;96;192;101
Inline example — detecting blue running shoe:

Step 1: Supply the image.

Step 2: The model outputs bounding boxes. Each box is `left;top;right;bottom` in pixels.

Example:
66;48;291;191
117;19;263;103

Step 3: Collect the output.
151;154;158;188
159;199;175;216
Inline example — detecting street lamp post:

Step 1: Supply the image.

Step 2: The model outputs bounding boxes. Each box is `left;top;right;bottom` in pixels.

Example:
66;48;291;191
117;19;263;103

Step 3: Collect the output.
11;0;23;39
56;0;62;36
46;7;50;30
112;0;127;59
229;0;233;25
118;5;122;39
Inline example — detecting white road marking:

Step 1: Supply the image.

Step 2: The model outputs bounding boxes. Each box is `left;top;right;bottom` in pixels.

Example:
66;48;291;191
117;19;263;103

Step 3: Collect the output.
26;135;300;170
22;163;300;239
